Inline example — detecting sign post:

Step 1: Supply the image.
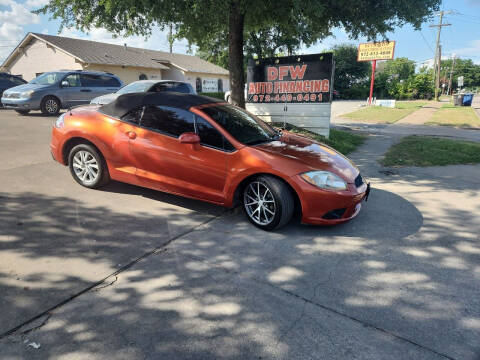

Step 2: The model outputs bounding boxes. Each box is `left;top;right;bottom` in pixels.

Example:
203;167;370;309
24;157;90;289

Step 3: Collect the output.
369;60;376;105
357;41;396;105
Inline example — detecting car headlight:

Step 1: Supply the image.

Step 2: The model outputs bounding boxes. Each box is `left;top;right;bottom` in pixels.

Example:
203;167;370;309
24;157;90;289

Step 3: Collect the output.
55;113;65;128
20;90;34;99
300;171;347;191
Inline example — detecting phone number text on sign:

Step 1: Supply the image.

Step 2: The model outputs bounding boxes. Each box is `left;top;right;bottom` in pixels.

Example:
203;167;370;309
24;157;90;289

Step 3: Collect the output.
251;93;323;102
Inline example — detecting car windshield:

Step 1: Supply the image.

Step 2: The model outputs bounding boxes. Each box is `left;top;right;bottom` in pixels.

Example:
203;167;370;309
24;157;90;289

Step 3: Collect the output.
116;82;154;95
30;72;64;85
200;105;278;145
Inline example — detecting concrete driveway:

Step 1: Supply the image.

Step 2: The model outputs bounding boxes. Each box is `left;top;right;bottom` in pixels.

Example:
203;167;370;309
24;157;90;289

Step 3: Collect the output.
0;109;479;360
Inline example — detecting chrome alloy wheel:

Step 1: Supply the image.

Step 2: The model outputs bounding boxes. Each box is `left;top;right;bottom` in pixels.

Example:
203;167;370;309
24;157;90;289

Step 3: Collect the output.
244;181;276;226
45;99;58;114
72;150;99;185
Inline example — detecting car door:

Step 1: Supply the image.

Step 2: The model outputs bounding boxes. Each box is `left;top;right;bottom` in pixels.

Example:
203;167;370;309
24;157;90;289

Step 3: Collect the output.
128;105;229;203
61;73;84;107
79;74;106;102
186;114;234;202
98;75;122;95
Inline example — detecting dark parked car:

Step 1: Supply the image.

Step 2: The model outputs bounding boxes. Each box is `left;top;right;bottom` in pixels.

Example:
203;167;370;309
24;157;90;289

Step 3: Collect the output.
0;73;26;107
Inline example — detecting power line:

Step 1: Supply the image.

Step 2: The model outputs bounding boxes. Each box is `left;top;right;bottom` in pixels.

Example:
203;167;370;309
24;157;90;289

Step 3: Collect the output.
419;31;435;53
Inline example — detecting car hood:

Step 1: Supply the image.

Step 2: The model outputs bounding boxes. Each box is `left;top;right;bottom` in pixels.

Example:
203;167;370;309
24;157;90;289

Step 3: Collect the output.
90;93;119;105
4;83;48;93
255;131;359;183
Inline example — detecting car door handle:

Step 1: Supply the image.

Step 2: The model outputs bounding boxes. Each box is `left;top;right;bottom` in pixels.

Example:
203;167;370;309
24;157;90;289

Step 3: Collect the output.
126;131;137;139
81;89;92;92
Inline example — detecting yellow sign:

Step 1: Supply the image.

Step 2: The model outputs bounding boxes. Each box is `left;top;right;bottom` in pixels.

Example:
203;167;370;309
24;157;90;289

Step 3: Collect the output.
357;41;396;62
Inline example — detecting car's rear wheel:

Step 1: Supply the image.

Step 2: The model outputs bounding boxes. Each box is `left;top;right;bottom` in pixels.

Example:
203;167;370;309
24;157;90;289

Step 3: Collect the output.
15;109;30;115
68;144;110;188
41;96;60;116
243;175;294;231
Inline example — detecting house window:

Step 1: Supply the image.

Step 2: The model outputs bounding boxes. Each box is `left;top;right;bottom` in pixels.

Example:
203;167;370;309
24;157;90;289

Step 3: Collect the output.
196;77;202;93
139;74;147;80
217;79;223;92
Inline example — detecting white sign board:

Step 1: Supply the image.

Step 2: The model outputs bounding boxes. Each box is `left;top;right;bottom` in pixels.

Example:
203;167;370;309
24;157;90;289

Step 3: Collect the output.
202;78;218;92
375;99;396;108
246;53;334;137
458;76;464;87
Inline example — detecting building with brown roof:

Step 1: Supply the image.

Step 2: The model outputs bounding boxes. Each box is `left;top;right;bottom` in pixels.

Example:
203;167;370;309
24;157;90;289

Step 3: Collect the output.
0;33;229;92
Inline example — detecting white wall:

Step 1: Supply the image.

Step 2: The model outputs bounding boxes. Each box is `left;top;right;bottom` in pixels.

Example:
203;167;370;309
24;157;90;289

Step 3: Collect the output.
6;38;82;81
87;64;162;84
182;71;230;93
161;67;186;81
246;102;331;137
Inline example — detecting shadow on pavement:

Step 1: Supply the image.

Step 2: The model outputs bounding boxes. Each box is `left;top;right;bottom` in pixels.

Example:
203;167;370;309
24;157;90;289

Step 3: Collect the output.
0;184;479;358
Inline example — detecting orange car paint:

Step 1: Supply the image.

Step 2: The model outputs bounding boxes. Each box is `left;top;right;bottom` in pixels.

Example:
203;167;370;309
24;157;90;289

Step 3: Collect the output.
51;103;368;225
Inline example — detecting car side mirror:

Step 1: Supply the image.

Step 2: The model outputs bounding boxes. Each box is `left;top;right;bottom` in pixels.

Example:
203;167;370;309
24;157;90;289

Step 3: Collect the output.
179;132;200;144
61;80;69;87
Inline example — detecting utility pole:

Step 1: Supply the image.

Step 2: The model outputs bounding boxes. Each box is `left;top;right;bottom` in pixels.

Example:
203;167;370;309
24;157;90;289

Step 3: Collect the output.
437;45;442;96
447;54;456;95
430;10;451;101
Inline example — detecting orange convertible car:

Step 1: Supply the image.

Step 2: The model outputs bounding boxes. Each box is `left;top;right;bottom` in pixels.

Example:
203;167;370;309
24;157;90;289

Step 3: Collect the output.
51;92;369;230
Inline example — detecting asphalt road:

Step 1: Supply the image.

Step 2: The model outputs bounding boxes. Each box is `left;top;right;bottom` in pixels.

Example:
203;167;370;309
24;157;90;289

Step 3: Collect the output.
0;109;479;359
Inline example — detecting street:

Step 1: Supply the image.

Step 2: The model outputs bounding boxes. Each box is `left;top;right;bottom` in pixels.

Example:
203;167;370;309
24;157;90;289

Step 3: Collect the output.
0;109;479;359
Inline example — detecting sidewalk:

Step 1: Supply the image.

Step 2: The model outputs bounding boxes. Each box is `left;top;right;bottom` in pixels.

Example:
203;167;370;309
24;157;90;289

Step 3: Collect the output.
395;101;441;125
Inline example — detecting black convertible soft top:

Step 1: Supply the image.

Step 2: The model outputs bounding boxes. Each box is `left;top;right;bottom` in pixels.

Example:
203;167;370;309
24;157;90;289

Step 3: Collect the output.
99;92;224;119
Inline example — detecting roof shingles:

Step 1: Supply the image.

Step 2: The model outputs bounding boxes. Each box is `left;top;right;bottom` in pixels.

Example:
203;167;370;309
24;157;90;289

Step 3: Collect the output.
32;33;229;75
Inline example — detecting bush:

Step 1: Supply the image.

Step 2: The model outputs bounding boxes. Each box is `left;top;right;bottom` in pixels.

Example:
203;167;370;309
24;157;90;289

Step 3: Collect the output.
340;83;370;100
198;92;225;100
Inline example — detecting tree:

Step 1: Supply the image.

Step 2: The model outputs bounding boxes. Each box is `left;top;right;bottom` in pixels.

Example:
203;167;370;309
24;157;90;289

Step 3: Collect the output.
37;0;441;108
330;44;370;99
384;57;415;80
196;23;314;72
440;58;480;91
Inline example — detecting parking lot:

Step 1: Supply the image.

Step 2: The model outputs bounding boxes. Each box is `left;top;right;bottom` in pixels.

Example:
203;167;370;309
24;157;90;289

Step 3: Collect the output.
0;109;479;359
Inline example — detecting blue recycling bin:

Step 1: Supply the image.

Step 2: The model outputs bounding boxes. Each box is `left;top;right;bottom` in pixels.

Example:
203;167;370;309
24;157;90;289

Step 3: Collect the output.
462;93;474;106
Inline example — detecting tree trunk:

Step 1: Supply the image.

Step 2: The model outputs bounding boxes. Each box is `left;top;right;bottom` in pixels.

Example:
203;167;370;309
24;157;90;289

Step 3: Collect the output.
228;1;245;108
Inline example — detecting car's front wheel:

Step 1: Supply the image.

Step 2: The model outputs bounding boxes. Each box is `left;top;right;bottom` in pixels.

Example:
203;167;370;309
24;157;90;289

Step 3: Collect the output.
68;144;110;188
41;96;60;116
243;175;294;231
15;109;30;115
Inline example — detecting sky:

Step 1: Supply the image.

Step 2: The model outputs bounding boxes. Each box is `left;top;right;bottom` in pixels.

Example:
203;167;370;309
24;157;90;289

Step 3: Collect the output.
0;0;479;66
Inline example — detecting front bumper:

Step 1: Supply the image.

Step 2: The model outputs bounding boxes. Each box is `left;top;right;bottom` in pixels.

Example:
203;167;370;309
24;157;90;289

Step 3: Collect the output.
50;126;66;165
1;97;41;110
292;174;370;225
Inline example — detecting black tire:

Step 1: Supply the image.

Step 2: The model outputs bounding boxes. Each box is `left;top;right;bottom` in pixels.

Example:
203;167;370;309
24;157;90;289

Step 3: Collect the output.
68;144;110;189
15;109;30;115
242;175;294;231
41;96;60;116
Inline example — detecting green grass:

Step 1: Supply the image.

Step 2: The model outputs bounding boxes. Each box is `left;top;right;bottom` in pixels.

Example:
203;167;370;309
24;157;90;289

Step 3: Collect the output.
426;105;480;127
382;135;480;167
343;101;427;124
272;122;365;155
